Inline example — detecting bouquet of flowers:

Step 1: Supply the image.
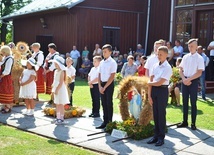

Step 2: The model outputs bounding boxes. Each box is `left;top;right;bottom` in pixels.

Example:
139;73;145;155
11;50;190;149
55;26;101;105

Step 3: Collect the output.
170;67;180;83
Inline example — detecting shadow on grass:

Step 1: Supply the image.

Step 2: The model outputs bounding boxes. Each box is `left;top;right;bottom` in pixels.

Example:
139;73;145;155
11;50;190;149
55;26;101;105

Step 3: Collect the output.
166;104;203;115
198;99;214;107
47;139;61;145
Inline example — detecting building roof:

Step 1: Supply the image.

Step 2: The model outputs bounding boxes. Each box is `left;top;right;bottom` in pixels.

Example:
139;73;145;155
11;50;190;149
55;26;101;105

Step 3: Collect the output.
1;0;85;20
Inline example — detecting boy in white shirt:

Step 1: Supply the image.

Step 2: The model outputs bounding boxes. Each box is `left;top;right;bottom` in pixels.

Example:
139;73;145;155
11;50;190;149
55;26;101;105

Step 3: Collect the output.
96;44;117;129
66;57;76;106
88;56;102;118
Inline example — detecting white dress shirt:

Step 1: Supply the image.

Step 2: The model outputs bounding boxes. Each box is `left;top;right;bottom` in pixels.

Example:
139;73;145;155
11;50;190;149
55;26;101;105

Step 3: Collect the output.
99;57;117;82
151;60;172;85
32;51;44;67
88;66;99;84
144;54;159;77
0;56;13;75
209;41;214;56
66;65;76;82
179;52;205;77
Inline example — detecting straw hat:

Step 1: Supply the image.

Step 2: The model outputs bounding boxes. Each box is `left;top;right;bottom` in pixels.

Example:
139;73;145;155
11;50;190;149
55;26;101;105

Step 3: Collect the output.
49;56;66;70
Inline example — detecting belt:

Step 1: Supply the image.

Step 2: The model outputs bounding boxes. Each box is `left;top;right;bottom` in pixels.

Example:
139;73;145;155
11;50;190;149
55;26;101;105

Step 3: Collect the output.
153;85;168;88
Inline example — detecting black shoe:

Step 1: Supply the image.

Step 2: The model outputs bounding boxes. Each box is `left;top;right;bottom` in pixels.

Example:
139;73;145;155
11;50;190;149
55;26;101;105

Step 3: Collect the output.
96;123;106;129
147;137;158;144
191;124;197;130
92;113;100;118
88;113;94;117
177;122;188;128
155;140;164;146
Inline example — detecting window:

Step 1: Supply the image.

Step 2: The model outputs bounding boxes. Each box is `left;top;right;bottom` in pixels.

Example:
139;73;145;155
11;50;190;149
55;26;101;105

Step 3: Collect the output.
196;0;214;3
175;10;193;50
103;26;120;48
176;0;193;5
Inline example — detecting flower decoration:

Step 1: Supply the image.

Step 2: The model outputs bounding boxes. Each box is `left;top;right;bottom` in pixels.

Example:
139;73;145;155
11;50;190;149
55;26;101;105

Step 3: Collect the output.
170;67;180;83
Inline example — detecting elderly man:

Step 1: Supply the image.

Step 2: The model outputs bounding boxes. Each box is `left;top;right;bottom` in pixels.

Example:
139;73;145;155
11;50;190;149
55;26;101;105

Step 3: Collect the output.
136;44;145;56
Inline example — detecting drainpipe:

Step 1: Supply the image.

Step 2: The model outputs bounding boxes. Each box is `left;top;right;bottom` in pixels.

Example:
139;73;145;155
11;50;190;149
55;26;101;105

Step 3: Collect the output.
137;13;140;44
144;0;151;55
169;0;174;41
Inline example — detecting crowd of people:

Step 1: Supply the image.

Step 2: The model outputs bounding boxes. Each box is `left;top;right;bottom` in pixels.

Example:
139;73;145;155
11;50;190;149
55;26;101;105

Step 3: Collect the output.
0;36;213;146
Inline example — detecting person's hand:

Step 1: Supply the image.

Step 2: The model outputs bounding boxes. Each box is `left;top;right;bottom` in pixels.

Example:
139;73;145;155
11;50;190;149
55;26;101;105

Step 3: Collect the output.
148;96;153;106
90;84;93;88
20;83;24;86
183;78;192;86
99;86;105;94
147;81;152;86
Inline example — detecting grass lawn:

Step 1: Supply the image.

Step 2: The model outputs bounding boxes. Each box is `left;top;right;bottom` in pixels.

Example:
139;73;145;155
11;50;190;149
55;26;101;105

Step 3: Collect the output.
0;124;97;155
39;78;214;130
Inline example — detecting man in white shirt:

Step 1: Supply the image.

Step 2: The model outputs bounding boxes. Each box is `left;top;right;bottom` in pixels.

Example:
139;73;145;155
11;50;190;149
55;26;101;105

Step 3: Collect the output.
173;40;183;66
70;45;80;69
145;40;162;76
207;35;214;80
178;39;205;130
147;46;172;146
96;44;117;129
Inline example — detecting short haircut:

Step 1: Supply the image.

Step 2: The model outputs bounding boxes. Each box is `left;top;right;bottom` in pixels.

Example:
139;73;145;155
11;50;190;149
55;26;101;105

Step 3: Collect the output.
187;38;198;45
127;55;134;60
154;40;162;45
175;39;181;44
93;55;102;62
141;56;147;60
66;57;73;61
177;57;182;63
157;46;168;54
31;42;41;48
197;45;203;50
102;44;112;52
48;43;57;50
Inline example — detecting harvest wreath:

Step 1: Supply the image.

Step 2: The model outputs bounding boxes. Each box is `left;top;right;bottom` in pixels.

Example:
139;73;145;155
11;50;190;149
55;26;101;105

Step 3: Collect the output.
106;76;154;140
43;105;86;119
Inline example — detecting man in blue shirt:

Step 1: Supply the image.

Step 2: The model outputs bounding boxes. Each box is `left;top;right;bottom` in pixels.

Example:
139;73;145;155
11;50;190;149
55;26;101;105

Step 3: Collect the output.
70;45;80;68
136;44;145;56
173;40;183;66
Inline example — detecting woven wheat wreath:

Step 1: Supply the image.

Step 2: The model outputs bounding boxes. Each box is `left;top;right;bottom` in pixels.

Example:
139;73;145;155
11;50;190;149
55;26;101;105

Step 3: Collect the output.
117;76;153;126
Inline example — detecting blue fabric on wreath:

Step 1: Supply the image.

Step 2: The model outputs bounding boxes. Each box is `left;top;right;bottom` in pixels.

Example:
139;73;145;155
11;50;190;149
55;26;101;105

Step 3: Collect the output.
129;94;142;120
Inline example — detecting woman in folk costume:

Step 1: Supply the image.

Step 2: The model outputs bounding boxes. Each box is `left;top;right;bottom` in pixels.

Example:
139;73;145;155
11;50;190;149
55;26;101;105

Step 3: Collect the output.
0;45;14;113
31;43;45;97
43;43;59;104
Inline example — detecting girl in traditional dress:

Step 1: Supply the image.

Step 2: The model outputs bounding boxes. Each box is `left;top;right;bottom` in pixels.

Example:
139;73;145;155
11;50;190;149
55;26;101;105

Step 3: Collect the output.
31;43;45;97
19;58;37;116
49;56;69;124
0;46;14;113
43;43;59;104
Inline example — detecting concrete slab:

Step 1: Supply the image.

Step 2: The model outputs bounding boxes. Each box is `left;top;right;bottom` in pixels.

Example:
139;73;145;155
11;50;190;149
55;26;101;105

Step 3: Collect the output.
168;126;213;140
0;103;214;155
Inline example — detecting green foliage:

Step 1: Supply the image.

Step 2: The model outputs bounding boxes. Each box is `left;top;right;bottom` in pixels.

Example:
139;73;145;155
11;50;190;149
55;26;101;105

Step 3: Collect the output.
0;0;32;43
105;119;155;140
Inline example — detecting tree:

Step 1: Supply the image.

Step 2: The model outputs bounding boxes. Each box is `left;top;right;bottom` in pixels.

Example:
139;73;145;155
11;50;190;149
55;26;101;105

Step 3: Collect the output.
0;0;32;43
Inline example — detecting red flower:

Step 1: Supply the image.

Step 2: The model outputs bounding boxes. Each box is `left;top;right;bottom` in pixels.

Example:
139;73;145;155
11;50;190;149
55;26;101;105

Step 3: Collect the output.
64;104;70;110
128;91;133;101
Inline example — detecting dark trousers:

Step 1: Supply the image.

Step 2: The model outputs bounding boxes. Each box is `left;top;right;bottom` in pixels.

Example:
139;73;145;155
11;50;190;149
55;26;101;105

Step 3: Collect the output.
209;56;214;80
151;86;168;140
181;79;198;125
101;82;114;125
90;84;100;114
68;82;75;106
